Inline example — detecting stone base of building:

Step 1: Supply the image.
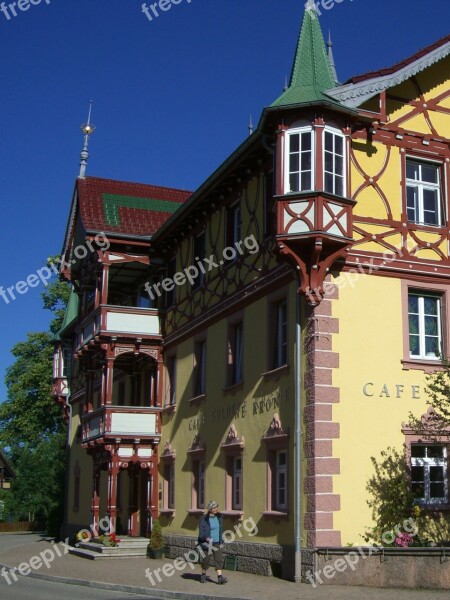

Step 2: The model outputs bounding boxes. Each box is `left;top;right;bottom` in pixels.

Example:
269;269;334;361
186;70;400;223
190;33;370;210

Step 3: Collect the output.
300;548;316;582
163;534;299;580
308;548;450;589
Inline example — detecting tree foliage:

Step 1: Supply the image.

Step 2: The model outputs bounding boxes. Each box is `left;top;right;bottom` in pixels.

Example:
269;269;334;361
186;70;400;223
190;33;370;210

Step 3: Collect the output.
406;360;450;440
363;447;416;543
0;332;62;446
0;259;70;448
426;361;450;418
0;261;70;532
9;432;66;524
415;360;450;431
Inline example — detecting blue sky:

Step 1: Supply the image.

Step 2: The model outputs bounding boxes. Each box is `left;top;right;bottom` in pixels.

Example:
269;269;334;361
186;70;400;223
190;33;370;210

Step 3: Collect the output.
0;0;449;401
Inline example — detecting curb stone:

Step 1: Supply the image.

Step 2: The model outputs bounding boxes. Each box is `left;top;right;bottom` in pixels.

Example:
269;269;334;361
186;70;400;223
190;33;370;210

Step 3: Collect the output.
0;561;251;600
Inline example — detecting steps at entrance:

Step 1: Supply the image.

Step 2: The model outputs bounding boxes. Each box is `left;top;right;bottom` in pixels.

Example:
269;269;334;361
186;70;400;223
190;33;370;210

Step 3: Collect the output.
69;536;149;560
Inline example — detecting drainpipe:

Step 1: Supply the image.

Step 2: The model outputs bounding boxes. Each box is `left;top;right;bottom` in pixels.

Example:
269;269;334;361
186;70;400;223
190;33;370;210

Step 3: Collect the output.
294;293;302;582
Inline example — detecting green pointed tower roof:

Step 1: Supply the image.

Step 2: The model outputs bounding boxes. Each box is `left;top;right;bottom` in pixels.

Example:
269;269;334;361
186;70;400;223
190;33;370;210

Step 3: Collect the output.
272;6;338;107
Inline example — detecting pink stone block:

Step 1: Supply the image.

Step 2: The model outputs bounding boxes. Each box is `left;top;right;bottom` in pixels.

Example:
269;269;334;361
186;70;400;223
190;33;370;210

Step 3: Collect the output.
306;493;316;512
315;316;339;334
314;351;339;368
312;386;340;403
315;530;342;547
307;336;333;351
304;367;333;387
304;476;334;494
307;458;340;476
304;512;334;530
314;299;333;317
315;494;341;511
307;422;340;440
303;440;333;458
304;404;333;423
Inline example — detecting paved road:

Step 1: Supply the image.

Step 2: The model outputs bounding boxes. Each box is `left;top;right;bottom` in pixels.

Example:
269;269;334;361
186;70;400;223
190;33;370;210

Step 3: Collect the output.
1;534;450;600
0;575;144;600
0;533;47;553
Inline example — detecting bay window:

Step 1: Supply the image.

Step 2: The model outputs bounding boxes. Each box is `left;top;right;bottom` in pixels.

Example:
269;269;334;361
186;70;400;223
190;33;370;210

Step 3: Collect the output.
284;126;346;196
324;129;345;196
285;129;313;193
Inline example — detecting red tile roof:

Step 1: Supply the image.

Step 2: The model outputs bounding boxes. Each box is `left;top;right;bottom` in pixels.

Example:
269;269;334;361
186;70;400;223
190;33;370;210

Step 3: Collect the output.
346;34;450;84
76;176;192;236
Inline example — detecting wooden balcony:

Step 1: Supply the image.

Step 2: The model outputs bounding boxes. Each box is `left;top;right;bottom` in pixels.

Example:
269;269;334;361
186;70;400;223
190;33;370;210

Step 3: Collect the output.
81;406;161;445
75;305;161;351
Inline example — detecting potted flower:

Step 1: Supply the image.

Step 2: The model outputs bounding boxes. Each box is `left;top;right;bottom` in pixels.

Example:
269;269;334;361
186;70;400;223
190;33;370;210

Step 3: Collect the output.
147;519;164;559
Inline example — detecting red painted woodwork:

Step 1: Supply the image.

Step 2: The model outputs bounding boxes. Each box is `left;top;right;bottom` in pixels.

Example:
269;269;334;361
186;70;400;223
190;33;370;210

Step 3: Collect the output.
276;192;355;304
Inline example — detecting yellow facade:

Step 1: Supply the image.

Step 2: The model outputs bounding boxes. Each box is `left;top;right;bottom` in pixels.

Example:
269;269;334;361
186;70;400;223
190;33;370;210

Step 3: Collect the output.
161;285;297;546
157;21;450;574
57;6;450;584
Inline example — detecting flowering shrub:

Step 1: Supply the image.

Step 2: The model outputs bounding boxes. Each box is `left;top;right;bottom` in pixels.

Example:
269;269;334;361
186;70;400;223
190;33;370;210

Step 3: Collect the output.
394;532;414;547
97;532;121;547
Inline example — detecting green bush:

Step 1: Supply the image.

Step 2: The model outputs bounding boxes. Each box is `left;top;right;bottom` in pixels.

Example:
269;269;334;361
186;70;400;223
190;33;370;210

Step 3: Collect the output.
147;519;164;555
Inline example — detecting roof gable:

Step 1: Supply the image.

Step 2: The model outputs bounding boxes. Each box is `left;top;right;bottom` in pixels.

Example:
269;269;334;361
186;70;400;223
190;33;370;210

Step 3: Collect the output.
327;36;450;108
76;177;191;236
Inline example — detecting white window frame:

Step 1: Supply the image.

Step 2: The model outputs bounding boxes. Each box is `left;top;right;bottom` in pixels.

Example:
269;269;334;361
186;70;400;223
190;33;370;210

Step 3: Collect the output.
323;127;346;197
53;349;61;378
411;444;448;504
275;450;288;511
408;292;442;359
406;158;443;227
284;127;314;194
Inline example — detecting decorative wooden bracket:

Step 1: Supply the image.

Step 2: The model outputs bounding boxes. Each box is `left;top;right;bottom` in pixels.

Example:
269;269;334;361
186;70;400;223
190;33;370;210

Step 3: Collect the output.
277;237;351;305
